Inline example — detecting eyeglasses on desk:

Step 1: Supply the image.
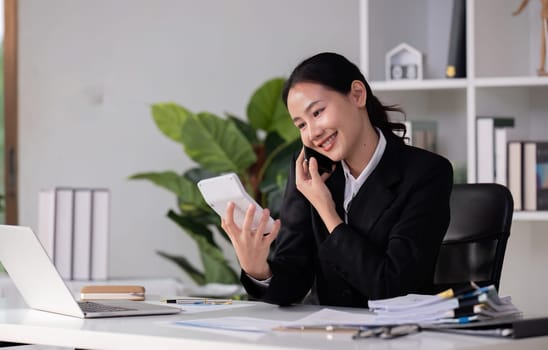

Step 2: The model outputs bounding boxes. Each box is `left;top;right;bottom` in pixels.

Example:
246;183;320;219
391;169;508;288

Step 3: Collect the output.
352;324;421;340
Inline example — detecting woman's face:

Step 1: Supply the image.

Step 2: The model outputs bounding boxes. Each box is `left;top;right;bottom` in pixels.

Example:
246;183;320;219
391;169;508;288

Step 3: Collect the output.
286;81;368;162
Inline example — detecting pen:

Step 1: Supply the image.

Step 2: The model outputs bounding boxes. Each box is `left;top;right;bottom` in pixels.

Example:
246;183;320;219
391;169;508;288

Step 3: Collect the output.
163;298;233;305
457;293;488;308
274;325;364;333
437;282;479;299
439;315;480;324
444;304;485;318
459;285;495;299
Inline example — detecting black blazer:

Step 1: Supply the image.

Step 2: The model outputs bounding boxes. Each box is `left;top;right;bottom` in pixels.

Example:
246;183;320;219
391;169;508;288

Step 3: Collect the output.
241;129;453;307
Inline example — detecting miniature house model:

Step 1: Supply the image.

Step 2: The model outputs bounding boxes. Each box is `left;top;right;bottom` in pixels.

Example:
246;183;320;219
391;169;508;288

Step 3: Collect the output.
385;43;423;80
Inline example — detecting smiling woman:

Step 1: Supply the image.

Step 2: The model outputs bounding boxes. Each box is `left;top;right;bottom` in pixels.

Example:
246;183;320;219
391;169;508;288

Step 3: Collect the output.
222;52;454;308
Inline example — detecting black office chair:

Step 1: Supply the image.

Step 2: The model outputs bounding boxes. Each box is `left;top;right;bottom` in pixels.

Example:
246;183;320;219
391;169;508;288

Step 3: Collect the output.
432;183;513;293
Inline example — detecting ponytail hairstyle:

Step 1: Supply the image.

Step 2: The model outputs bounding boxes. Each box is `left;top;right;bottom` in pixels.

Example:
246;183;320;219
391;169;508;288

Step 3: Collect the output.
282;52;406;140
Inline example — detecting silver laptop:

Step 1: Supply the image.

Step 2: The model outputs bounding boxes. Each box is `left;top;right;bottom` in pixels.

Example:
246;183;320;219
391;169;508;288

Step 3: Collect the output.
0;225;180;318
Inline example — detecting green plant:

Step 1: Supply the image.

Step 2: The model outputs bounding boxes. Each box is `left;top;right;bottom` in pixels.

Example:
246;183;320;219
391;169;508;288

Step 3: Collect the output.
130;78;301;285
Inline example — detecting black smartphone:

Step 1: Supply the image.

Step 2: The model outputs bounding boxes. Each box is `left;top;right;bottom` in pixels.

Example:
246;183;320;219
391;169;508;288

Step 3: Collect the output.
304;147;335;175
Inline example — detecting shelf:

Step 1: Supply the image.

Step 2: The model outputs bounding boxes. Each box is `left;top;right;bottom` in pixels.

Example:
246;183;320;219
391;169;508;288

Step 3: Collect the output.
474;76;548;88
370;79;467;91
364;0;548;199
513;211;548;222
371;77;548;91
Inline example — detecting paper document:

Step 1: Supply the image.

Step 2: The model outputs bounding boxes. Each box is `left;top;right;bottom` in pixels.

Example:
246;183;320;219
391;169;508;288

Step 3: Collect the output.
284;308;377;327
368;294;444;311
368;285;522;325
171;308;380;335
168;297;521;336
147;301;252;314
174;316;283;333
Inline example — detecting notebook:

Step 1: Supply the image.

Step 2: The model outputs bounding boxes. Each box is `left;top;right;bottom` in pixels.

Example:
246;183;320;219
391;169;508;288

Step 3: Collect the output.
0;225;181;318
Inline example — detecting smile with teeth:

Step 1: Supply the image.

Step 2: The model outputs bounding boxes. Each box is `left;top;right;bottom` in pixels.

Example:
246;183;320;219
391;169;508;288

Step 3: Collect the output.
319;132;337;149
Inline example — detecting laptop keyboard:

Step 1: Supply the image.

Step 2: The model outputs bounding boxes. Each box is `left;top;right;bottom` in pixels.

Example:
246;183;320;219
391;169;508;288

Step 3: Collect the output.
78;301;136;312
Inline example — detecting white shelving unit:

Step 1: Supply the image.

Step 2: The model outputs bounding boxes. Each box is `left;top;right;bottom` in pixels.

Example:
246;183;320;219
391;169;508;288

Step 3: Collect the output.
360;0;548;222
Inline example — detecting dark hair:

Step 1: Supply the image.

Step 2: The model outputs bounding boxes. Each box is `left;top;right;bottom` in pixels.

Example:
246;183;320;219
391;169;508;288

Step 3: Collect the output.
282;52;406;139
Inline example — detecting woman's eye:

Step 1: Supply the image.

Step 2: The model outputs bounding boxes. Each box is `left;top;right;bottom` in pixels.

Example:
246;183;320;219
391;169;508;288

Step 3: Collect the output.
313;108;324;117
297;123;306;130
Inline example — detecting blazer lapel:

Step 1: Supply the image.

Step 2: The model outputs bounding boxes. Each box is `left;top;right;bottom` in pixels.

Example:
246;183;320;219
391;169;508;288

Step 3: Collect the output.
346;131;403;232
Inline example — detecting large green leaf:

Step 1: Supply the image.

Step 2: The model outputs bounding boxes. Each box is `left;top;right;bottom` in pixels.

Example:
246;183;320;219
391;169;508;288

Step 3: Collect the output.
184;167;218;183
260;138;301;190
197;233;240;285
246;78;299;142
170;169;231;240
181;112;256;174
168;211;239;285
226;113;259;145
151;103;193;144
260;137;302;212
214;223;230;243
157;251;205;285
129;171;208;214
168;210;218;248
264;131;286;158
129;171;189;197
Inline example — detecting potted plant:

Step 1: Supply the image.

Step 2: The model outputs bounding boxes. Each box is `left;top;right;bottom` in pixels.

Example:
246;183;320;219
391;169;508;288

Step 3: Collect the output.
130;78;301;287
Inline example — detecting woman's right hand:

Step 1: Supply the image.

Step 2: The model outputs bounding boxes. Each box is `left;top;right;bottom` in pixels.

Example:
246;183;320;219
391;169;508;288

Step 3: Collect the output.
295;149;342;233
221;202;281;280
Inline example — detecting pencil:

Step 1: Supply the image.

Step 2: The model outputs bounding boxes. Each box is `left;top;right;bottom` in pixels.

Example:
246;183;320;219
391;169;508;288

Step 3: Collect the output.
163;298;233;305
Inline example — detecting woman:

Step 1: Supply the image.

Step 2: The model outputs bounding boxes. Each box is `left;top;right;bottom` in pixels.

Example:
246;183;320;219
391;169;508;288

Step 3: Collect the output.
222;52;453;307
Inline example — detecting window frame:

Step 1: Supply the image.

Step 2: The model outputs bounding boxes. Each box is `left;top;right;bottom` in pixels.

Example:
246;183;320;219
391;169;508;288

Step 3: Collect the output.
4;0;18;224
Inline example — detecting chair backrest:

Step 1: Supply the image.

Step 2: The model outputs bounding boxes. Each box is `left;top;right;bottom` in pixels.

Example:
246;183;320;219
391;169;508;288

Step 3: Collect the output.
433;183;513;292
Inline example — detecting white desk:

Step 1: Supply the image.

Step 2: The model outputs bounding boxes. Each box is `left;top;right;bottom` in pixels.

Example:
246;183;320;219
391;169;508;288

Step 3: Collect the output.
1;298;548;350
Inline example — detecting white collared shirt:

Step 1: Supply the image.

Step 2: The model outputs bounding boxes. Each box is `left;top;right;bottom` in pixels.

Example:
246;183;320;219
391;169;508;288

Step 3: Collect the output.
341;128;386;221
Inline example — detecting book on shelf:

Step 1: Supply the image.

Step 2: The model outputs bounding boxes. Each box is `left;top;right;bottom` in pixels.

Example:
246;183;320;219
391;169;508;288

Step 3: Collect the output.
91;189;110;281
37;189;56;259
73;189;93;280
403;120;437;153
53;188;75;280
507;141;523;211
446;0;466;78
475;116;514;184
494;128;509;186
523;141;548;211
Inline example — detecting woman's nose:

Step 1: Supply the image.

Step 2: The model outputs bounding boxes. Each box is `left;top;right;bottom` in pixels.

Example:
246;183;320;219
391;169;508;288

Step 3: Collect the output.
307;121;324;142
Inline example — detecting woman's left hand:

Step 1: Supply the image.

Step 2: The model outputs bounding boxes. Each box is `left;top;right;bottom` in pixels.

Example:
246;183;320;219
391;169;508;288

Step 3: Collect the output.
221;202;280;280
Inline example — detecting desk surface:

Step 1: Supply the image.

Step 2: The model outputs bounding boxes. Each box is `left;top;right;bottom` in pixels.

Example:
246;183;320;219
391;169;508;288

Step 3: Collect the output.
1;299;548;350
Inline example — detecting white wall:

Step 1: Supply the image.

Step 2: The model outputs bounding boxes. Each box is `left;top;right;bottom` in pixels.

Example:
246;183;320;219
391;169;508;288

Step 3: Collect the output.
18;0;361;283
499;221;548;315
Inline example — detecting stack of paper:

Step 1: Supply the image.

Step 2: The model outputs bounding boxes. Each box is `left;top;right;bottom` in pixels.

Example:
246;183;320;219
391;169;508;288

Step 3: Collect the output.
170;284;522;336
368;283;522;325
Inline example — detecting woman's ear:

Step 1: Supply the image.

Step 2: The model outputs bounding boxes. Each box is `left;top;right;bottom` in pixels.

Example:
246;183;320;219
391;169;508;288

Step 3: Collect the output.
349;80;367;107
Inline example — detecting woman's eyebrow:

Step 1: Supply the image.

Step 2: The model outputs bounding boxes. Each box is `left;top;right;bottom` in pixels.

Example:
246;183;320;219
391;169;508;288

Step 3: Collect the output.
292;100;324;122
304;100;322;114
